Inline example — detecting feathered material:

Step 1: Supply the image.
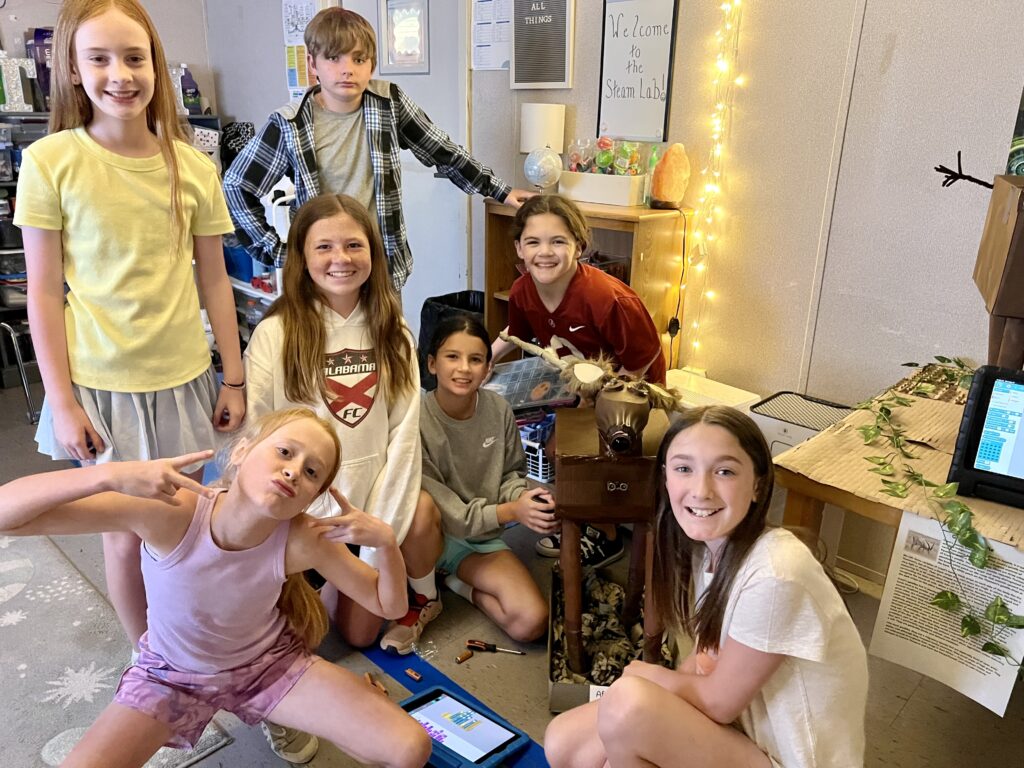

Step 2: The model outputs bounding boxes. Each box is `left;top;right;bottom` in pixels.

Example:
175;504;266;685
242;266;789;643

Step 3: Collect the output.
561;356;614;398
647;381;684;412
498;331;685;413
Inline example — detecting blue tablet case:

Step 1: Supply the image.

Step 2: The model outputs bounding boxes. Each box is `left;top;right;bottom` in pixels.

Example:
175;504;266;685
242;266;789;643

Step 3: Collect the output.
400;685;532;768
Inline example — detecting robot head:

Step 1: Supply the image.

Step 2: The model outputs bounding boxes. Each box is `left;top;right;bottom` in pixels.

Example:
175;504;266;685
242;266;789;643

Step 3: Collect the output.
595;378;652;456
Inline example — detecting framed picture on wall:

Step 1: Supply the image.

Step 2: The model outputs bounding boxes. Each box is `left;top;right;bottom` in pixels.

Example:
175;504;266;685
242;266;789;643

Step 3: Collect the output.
378;0;430;75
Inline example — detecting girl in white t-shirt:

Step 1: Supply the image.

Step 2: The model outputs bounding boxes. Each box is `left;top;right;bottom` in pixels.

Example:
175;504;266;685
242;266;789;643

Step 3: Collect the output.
15;0;244;652
544;406;868;768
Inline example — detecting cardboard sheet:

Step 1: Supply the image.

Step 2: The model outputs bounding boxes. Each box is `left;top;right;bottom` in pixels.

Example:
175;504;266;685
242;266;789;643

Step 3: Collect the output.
775;394;1024;551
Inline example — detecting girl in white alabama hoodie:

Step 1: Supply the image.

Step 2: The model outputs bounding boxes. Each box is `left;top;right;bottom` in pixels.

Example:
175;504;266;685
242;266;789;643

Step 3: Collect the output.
246;194;443;653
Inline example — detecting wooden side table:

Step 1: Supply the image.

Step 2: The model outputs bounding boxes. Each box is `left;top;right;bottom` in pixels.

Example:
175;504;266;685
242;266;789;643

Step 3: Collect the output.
554;408;670;674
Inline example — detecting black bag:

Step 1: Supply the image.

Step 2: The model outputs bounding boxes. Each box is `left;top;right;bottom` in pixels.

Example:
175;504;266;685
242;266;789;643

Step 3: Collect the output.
417;290;484;391
220;122;256;175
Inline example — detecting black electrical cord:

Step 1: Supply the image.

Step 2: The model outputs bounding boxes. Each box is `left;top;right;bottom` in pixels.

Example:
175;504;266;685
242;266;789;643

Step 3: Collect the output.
667;222;688;369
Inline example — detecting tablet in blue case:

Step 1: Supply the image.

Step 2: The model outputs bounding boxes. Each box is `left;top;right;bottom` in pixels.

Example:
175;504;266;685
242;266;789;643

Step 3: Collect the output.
400;685;532;768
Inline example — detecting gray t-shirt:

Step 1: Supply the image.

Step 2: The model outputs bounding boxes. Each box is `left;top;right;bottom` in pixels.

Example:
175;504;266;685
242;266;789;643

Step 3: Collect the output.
312;99;377;221
420;388;529;542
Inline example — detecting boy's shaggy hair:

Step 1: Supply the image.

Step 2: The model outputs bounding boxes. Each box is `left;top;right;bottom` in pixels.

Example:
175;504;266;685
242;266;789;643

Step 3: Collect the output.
304;7;377;70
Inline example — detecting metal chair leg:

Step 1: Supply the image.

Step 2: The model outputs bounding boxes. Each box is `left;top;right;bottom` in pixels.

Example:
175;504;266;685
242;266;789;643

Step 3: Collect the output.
0;321;40;425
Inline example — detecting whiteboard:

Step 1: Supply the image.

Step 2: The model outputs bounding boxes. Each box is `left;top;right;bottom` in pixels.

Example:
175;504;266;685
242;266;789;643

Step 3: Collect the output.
597;0;677;141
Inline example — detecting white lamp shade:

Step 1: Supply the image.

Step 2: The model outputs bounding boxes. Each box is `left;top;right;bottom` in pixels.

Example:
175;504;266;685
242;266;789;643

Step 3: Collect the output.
520;103;566;154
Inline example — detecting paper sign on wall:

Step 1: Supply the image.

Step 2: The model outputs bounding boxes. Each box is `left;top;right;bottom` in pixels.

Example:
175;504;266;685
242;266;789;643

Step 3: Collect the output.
598;0;677;141
283;0;339;100
473;0;512;71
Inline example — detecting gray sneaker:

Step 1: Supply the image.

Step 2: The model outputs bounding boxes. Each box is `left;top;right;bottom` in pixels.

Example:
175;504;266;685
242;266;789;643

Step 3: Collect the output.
260;721;319;764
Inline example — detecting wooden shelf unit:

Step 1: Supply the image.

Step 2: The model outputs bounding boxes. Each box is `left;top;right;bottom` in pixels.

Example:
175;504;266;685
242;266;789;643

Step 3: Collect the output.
483;200;690;362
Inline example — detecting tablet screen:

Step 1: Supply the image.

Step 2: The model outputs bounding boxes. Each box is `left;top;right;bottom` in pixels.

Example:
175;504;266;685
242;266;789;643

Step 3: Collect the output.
408;692;518;763
973;378;1024;480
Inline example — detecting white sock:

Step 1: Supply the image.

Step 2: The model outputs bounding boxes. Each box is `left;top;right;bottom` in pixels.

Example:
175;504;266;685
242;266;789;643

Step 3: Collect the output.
130;648;140;665
444;574;474;604
409;572;438;600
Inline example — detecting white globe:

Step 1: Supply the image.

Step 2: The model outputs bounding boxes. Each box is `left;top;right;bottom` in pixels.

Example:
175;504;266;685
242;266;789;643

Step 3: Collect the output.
524;147;562;189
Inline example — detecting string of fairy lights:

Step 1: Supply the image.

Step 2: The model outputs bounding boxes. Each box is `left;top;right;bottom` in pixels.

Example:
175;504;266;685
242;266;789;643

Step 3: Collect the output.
681;0;745;368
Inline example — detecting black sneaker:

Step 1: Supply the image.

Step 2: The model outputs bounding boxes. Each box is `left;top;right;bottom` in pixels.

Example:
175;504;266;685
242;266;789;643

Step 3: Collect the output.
535;532;561;557
580;525;625;569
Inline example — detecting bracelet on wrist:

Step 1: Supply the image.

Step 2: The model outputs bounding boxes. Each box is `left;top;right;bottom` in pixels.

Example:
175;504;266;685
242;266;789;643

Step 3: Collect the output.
221;380;246;390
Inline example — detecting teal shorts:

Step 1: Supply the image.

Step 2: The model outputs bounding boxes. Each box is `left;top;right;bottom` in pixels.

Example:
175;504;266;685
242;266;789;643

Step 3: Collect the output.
437;534;510;575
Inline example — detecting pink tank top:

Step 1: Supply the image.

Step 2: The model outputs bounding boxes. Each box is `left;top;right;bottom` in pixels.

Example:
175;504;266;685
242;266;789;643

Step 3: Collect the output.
141;489;291;673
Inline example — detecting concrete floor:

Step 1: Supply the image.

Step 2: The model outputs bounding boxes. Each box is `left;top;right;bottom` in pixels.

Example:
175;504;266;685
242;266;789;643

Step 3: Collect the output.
0;382;1022;766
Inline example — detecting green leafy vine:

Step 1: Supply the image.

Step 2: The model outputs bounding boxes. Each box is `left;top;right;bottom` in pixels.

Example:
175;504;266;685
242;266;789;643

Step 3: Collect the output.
856;357;1022;665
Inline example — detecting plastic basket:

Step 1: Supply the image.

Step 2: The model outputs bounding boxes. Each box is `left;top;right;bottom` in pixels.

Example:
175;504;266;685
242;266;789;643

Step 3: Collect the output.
523;438;554;483
749;391;852;432
519;413;555;482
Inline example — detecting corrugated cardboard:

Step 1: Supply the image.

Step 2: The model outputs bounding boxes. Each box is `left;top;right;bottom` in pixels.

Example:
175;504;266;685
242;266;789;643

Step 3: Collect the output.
775;395;1024;550
973;175;1024;318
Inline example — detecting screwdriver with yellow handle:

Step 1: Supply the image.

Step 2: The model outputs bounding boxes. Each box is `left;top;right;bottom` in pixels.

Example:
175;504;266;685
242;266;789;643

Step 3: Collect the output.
466;639;526;655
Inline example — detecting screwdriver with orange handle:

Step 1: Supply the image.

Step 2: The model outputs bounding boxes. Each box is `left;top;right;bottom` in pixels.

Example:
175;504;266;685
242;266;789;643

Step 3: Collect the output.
466;639;525;655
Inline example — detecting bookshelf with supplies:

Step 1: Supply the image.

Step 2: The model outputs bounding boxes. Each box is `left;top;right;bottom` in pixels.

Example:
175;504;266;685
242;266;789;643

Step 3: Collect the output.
0;113;48;394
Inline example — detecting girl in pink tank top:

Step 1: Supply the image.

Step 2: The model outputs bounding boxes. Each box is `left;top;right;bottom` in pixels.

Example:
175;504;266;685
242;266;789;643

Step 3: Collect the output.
0;408;431;768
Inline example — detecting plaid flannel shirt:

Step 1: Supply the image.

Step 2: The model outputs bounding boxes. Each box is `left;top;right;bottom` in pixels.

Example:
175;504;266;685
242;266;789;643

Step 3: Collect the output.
222;80;511;290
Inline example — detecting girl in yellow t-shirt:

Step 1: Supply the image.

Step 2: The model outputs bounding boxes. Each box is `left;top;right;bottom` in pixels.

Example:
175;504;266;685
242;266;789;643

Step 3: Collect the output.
14;0;245;655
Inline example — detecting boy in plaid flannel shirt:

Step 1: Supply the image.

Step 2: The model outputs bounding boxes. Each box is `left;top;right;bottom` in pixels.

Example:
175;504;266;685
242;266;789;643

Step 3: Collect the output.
223;7;532;293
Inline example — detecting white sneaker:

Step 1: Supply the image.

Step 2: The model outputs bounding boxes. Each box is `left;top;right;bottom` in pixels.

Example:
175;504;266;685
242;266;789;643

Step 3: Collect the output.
260;721;319;764
379;593;443;655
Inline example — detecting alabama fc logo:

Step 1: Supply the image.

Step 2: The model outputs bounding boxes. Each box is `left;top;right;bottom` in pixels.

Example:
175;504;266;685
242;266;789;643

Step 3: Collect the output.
324;348;378;428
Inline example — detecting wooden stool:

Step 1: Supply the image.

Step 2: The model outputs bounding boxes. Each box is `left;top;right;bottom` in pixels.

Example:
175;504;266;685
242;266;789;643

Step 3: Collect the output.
554;408;669;674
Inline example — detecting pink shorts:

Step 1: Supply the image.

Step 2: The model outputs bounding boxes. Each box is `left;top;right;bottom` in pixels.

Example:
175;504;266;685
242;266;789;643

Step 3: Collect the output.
115;631;317;749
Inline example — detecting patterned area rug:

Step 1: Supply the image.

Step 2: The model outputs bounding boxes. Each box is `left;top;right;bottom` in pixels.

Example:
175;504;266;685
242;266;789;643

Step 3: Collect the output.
0;534;232;767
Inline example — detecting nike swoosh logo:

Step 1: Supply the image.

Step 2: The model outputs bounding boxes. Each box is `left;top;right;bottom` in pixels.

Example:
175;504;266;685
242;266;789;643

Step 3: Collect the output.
482;436;496;448
569;325;585;332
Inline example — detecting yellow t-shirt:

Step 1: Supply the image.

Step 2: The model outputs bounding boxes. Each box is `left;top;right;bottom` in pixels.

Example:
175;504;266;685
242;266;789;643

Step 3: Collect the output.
14;127;233;392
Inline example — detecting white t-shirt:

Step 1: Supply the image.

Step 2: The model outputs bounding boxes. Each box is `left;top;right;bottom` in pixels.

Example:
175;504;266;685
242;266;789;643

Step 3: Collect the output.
695;528;868;768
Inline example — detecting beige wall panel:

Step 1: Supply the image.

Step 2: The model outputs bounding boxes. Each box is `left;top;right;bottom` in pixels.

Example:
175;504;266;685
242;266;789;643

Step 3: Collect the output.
806;1;1024;404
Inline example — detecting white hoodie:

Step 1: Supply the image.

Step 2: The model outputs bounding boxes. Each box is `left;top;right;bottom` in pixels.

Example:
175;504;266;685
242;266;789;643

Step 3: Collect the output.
245;301;421;565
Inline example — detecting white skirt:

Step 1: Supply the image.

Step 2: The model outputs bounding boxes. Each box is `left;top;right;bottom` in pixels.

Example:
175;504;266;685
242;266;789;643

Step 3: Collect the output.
35;366;222;464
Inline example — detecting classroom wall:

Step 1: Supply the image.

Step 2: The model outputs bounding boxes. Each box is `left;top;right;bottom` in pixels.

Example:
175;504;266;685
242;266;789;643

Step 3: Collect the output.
467;0;1024;581
88;1;1017;582
472;0;1024;408
204;0;291;123
1;0;217;114
14;2;1019;405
